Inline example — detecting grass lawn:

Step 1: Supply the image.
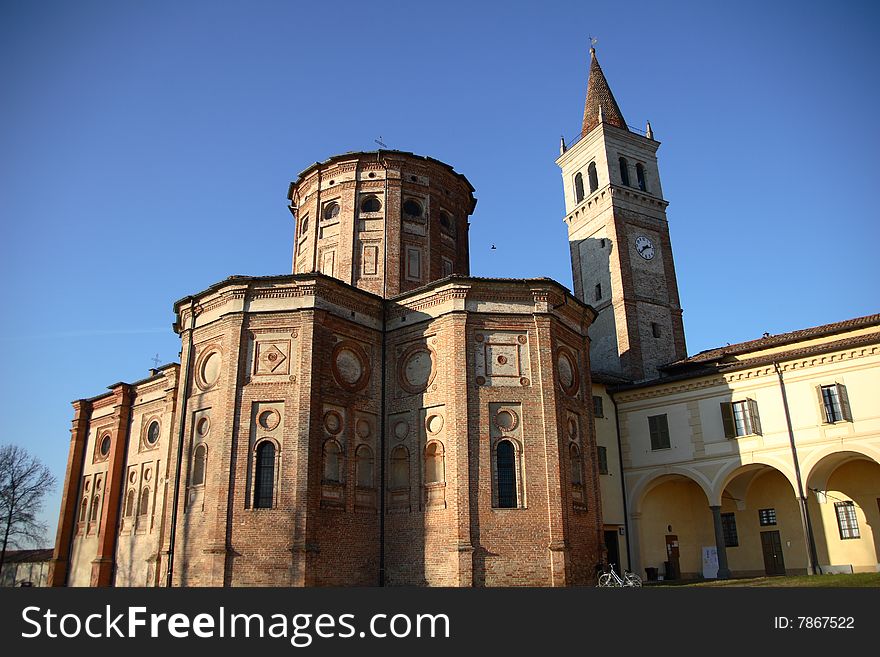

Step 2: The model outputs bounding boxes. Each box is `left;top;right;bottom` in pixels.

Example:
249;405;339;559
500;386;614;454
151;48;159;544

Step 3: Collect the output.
648;572;880;587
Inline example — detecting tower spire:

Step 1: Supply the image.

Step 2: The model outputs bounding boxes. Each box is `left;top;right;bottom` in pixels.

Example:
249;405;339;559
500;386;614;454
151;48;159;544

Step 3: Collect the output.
582;48;627;136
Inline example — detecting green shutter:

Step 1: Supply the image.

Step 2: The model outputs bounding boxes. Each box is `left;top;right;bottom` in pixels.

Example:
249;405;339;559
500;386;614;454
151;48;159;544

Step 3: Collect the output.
658;415;670;449
748;398;762;435
720;402;736;438
837;384;853;422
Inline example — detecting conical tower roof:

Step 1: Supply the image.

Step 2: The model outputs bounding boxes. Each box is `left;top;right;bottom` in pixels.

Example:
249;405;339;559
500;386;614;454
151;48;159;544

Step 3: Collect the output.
582;48;627;135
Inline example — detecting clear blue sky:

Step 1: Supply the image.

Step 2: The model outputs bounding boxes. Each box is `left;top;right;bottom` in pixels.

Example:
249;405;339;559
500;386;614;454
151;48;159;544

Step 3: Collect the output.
2;0;878;543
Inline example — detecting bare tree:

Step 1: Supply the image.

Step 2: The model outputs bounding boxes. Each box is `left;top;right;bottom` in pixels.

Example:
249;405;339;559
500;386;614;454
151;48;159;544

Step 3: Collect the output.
0;445;57;572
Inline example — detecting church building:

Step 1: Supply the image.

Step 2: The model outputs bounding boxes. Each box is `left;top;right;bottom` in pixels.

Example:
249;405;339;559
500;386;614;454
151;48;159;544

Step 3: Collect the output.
48;49;879;587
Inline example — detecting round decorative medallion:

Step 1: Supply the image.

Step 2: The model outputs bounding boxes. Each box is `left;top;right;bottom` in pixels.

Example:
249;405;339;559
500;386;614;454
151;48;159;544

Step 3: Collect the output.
497;355;508;365
331;341;370;392
398;345;436;394
567;418;578;439
425;414;444;435
520;377;530;386
198;351;220;388
144;468;152;482
475;334;484;342
99;434;111;457
476;376;486;386
393;421;409;440
259;409;281;431
146;420;160;445
128;471;137;484
517;335;528;344
323;410;343;434
84;480;91;492
356;419;371;438
495;409;519;432
196;417;210;437
557;349;579;396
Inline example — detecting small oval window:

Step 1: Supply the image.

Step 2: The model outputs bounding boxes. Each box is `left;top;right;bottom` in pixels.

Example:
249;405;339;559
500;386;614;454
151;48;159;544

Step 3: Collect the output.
146;421;160;445
403;199;423;217
100;435;111;457
361;196;382;213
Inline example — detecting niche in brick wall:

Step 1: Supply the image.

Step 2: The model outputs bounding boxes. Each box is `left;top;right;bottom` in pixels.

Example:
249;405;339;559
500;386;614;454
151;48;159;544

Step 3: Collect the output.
421;406;447;510
320;404;346;509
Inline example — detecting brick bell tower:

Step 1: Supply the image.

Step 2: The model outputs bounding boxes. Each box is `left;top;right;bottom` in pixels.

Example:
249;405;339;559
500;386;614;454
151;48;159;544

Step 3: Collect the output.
556;48;686;381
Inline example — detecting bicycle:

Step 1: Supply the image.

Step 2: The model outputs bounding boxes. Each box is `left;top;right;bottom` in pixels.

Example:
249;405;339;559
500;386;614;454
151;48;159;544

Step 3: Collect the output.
597;563;642;587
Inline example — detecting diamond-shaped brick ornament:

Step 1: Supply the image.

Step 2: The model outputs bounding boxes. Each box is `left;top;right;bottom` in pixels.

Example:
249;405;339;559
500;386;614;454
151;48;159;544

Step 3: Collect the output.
258;344;287;373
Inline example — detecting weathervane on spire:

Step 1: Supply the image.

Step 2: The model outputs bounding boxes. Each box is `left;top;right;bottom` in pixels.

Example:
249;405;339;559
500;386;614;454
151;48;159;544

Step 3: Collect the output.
589;35;598;52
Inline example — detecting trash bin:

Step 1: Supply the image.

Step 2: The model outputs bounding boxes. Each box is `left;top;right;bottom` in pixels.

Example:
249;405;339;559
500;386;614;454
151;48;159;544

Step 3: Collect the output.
645;567;658;582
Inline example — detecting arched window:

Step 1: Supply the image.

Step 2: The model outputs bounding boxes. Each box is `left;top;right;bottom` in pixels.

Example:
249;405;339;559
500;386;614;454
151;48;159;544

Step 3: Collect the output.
299;214;309;236
323;440;342;483
90;496;100;522
569;443;582;486
361;196;381;213
574;172;585;203
79;497;88;523
425;441;445;484
192;443;207;486
403;199;423;218
254;441;276;508
356;445;374;488
636;163;647;191
138;488;150;516
496;440;517;509
125;489;135;517
439;210;453;232
587;162;598;193
619;157;630;186
390;445;410;489
323;202;340;221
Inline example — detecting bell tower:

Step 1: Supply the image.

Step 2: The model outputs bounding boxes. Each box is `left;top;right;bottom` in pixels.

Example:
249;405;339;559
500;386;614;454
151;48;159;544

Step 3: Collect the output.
556;48;686;381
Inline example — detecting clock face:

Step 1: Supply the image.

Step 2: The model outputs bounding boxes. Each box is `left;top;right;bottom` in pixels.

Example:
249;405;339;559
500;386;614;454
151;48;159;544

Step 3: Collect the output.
635;235;655;260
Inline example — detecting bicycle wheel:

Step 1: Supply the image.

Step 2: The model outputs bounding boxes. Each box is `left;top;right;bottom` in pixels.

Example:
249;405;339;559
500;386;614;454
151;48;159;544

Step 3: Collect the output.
597;573;614;587
624;572;642;587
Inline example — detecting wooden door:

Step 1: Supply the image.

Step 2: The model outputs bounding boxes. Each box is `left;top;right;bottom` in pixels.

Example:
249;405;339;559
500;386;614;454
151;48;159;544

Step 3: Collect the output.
760;530;786;576
604;530;620;573
665;534;680;580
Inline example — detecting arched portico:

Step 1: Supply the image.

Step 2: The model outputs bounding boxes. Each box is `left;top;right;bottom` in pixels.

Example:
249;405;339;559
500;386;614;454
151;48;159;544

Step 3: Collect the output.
805;450;880;573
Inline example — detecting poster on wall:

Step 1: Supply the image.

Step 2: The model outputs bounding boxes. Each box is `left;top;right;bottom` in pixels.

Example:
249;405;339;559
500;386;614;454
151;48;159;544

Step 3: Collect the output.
702;546;719;579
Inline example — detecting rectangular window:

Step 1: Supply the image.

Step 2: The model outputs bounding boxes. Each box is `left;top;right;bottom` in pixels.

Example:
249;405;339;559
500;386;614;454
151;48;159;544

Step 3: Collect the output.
651;322;661;338
835;501;860;539
593;395;604;418
597;446;608;475
720;399;762;437
819;384;852;423
721;512;739;547
758;508;777;526
594;283;602;301
405;247;421;281
648;414;670;450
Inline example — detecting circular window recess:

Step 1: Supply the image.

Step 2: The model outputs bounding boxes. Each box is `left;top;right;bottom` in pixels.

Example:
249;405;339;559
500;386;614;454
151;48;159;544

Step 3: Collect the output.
368;172;376;178
99;435;112;457
567;418;578;439
331;342;370;392
128;471;137;484
403;199;423;217
329;179;335;185
323;410;343;435
425;414;444;435
356;419;371;439
393;420;409;441
196;349;222;390
259;409;281;431
495;409;519;432
196;416;211;437
144;468;152;482
84;480;91;492
146;420;160;445
361;196;382;213
398;345;436;394
557;349;579;396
